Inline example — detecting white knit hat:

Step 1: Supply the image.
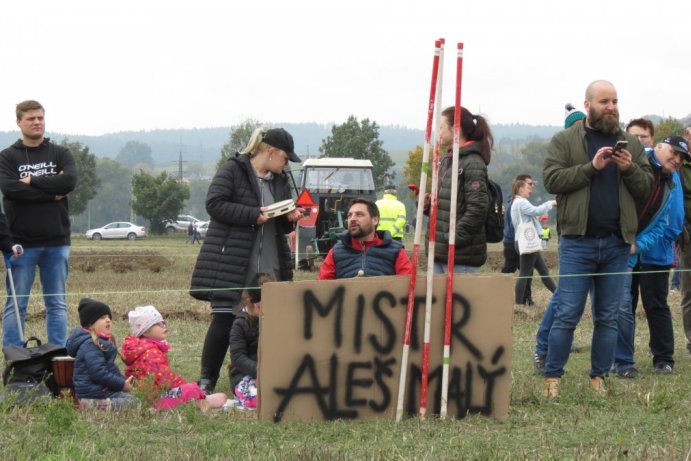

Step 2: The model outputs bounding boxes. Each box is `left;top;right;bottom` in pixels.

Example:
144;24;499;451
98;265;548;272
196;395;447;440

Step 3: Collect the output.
128;305;163;337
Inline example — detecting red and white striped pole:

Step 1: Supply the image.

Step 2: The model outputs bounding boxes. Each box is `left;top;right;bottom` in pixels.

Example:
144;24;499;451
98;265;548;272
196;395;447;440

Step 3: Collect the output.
419;39;446;420
440;42;464;419
395;39;443;423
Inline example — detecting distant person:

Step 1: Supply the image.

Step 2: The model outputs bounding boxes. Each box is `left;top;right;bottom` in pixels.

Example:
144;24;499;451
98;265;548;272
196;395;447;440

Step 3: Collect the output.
613;136;687;377
187;221;195;244
191;223;202;244
122;305;227;411
428;106;492;273
66;299;136;410
564;103;586;128
501;176;534;306
541;80;653;399
539;215;551;249
318;199;413;279
229;273;273;410
0;100;77;348
676;124;691;355
510;177;556;312
189;127;304;394
376;184;407;241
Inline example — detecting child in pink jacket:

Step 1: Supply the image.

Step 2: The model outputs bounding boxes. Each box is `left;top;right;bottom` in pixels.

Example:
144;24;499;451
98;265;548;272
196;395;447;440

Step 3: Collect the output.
121;305;227;411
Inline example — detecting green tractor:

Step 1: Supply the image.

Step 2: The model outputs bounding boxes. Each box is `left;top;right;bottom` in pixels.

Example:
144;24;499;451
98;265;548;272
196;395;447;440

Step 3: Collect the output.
290;158;376;270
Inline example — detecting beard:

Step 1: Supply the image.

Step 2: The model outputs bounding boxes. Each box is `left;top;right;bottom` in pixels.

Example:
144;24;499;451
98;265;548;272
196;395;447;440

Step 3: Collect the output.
349;222;373;239
587;107;620;135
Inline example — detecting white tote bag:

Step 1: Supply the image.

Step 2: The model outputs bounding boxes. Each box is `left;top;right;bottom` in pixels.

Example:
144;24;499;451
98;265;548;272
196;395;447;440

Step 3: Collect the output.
516;205;542;255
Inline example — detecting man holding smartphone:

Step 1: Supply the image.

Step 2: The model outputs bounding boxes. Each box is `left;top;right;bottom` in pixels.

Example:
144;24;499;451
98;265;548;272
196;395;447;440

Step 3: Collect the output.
541;80;654;399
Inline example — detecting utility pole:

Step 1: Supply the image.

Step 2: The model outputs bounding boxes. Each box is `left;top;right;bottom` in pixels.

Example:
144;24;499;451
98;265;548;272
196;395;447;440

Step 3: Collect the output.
172;149;188;183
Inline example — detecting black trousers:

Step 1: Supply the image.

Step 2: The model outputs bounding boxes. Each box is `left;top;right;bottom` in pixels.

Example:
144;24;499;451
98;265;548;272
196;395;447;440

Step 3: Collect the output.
630;262;675;366
502;241;532;303
200;313;236;378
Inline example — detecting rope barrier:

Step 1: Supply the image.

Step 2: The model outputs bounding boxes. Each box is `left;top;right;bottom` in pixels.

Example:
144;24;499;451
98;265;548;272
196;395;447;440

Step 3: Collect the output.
0;268;682;299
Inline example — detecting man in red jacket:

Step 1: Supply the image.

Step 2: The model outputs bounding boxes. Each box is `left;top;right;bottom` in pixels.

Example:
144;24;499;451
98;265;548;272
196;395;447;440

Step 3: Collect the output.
318;199;413;280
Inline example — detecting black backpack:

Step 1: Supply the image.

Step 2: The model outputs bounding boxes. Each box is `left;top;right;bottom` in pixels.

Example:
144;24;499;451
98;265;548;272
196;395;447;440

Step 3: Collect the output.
485;178;504;243
2;336;66;398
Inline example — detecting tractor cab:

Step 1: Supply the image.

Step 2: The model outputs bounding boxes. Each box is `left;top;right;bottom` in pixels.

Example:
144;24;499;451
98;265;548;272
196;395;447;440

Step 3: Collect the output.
292;158;376;270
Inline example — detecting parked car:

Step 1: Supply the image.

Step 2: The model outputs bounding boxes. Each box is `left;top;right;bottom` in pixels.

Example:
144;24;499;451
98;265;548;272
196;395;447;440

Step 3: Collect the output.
165;214;200;233
85;222;146;241
196;221;209;239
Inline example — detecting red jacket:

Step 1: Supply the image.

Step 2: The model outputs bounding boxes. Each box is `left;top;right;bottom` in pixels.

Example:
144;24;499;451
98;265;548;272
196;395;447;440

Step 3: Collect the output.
318;233;413;280
121;335;185;390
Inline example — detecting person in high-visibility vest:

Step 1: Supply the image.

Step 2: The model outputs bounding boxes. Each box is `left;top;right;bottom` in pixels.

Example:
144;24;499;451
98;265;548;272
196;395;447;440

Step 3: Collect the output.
376;184;407;241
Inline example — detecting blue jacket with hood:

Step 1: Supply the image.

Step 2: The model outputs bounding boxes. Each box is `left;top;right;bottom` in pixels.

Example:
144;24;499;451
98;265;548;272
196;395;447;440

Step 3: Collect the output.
629;149;683;267
66;327;127;399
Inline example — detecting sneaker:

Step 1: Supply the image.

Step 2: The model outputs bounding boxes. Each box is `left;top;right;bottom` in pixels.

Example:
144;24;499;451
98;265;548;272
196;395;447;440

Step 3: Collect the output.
653;362;674;375
616;367;639;379
588;376;607;396
533;353;546;375
543;378;560;399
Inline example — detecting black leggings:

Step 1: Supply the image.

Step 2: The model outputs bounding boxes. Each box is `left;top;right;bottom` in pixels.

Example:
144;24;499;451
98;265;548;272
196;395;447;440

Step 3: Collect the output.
200;313;236;377
515;252;556;304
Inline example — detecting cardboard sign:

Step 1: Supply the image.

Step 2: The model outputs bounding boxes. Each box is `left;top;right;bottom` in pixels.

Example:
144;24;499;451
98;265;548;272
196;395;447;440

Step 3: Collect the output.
258;274;513;422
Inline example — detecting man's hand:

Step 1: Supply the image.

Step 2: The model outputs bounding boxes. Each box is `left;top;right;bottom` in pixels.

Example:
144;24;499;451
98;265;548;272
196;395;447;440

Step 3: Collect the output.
610;147;633;171
54;195;65;201
592;147;633;172
19;176;31;184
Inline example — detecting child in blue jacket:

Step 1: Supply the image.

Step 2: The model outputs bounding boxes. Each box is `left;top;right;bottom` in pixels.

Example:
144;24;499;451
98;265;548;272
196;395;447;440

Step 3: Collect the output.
66;298;136;410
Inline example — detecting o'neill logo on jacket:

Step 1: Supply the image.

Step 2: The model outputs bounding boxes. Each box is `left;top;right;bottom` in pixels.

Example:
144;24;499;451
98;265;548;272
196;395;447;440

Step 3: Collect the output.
18;162;58;178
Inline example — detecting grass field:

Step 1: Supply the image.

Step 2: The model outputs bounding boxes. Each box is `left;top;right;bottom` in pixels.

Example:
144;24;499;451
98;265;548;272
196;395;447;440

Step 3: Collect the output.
0;236;689;460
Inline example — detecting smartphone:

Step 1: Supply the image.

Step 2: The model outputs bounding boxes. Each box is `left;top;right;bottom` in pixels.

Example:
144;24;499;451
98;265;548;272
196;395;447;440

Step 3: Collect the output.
613;140;628;154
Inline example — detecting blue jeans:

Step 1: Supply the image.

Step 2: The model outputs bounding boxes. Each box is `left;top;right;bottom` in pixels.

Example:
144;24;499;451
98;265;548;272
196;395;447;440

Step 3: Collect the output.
613;267;635;372
2;245;70;347
535;288;559;357
544;235;629;378
536;284;595;356
433;262;481;274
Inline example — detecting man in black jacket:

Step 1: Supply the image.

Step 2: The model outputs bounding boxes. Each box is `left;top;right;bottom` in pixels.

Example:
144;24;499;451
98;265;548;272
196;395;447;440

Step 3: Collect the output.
0;100;77;347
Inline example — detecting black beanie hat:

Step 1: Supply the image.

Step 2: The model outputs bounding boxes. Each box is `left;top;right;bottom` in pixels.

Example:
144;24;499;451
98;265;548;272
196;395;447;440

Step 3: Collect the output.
78;298;112;327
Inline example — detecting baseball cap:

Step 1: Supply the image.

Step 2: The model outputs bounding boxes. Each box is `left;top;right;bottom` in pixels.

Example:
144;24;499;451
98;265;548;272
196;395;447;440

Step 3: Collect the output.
662;136;690;161
262;128;302;163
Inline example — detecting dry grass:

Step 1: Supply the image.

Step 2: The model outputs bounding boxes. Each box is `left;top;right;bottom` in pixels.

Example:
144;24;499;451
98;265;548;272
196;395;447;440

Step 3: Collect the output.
1;236;689;460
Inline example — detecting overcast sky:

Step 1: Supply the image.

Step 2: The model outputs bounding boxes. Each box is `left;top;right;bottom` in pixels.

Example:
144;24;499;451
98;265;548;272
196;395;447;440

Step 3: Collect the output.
1;1;689;136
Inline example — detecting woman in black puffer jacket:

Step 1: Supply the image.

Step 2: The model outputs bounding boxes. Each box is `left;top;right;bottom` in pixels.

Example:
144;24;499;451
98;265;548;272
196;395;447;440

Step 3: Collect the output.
429;106;493;272
190;128;303;393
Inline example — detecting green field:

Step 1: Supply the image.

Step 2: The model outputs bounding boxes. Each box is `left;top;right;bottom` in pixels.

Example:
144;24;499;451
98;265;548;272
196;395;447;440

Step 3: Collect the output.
0;236;689;460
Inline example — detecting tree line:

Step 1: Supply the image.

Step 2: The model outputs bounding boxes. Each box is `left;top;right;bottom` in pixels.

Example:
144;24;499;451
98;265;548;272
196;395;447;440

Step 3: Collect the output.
67;114;688;234
69;116;397;234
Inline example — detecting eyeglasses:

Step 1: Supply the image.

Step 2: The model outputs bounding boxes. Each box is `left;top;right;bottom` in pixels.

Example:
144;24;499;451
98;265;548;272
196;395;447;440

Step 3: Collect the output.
155;321;167;328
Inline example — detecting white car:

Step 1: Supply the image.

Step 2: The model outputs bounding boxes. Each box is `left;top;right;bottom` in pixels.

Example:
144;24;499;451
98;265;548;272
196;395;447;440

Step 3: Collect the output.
85;222;146;241
165;214;200;233
196;221;209;239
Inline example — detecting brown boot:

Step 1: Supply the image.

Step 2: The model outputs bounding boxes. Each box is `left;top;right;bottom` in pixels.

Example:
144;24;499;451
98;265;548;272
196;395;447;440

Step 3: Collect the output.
588;376;607;396
543;377;560;399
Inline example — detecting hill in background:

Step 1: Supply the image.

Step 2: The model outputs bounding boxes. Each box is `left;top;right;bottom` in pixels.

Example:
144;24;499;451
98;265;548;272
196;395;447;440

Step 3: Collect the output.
0;123;561;168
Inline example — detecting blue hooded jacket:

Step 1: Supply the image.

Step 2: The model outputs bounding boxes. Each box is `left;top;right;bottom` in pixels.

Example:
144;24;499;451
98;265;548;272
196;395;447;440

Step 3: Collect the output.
629;149;683;267
66;327;126;399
